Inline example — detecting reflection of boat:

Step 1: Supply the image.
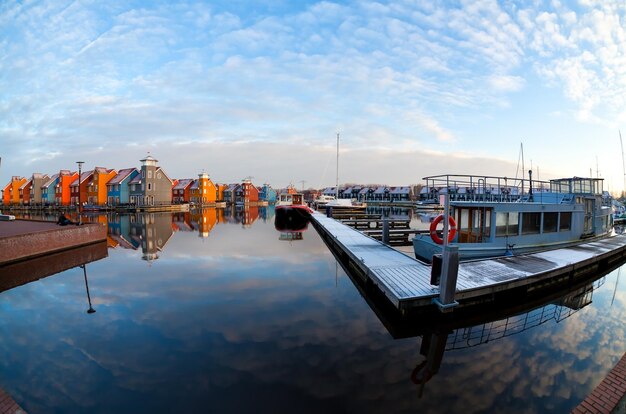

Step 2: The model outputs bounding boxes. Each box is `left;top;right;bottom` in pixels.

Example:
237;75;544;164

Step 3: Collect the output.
418;212;437;223
324;198;367;210
278;231;304;242
413;174;613;263
275;193;312;231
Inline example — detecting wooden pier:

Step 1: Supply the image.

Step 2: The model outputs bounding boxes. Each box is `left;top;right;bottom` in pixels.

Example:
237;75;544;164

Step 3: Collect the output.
309;212;626;312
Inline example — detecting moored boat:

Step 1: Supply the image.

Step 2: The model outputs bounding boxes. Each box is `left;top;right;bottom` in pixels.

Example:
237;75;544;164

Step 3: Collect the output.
274;193;313;231
413;174;613;263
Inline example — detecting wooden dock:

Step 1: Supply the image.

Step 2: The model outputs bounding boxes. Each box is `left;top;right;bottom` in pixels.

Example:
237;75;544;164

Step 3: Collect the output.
309;212;626;312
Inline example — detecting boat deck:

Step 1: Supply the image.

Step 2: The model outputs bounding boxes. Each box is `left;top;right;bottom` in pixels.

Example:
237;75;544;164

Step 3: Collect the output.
310;212;626;311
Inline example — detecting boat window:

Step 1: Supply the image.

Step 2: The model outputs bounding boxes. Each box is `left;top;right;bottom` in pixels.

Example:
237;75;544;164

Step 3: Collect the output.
521;212;541;234
455;207;492;243
560;212;572;231
543;212;558;233
496;212;519;237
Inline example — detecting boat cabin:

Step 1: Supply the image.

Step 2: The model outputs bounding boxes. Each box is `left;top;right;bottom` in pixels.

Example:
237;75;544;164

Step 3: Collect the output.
277;193;304;206
414;175;612;262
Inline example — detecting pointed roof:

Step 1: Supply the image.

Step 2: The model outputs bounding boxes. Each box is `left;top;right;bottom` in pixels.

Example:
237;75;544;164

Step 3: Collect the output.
174;178;195;190
42;174;60;188
108;168;138;185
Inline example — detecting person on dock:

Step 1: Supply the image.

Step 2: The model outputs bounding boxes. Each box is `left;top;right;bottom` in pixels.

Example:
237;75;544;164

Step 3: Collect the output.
56;214;79;226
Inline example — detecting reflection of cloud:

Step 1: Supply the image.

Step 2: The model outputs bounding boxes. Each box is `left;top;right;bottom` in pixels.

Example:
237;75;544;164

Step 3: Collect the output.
0;222;625;412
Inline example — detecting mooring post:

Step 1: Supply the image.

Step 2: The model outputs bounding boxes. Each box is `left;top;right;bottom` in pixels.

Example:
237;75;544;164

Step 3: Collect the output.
433;188;459;312
326;206;332;218
382;208;390;244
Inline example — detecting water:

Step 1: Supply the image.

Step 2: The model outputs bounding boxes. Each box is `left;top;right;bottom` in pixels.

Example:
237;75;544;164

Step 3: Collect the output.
0;208;624;413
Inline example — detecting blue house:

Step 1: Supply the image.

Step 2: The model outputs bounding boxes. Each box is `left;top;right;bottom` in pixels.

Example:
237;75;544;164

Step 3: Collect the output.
106;168;139;205
259;183;277;203
41;174;59;205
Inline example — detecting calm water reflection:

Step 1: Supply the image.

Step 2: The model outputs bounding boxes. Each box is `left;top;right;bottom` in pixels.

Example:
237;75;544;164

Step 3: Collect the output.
0;208;624;413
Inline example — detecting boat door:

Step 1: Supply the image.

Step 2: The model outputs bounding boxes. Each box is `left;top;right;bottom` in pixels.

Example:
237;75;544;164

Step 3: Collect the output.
455;207;492;243
583;197;595;235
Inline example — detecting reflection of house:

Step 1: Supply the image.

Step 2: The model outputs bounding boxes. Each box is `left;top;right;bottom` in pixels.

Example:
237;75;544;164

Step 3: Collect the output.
128;213;174;262
172;179;194;203
107;214;140;249
172;212;194;231
241;206;259;227
191;208;217;237
70;170;93;206
128;155;174;206
87;167;117;205
107;168;139;205
29;173;50;205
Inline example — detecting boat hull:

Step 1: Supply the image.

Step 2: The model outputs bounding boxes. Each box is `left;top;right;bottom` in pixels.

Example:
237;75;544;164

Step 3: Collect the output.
274;205;311;232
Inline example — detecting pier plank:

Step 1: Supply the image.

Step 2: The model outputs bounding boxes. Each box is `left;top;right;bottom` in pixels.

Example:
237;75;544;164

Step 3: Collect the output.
310;212;626;311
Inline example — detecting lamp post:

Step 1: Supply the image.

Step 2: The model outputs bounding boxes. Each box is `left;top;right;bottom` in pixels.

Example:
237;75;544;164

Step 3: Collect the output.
76;161;84;224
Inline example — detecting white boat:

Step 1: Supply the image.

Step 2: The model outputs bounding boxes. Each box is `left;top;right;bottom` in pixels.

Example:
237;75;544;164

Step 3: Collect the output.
312;194;336;209
413;174;613;263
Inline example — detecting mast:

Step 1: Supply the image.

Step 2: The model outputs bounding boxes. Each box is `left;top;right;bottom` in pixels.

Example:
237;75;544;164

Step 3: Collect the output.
618;131;626;197
336;132;339;199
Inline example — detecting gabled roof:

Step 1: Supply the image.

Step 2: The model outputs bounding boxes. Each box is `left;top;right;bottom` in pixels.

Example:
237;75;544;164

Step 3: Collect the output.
94;166;115;175
373;186;389;194
173;178;195;190
19;179;32;190
390;186;410;194
108;168;138;185
129;174;142;184
156;167;173;184
189;179;200;190
70;170;93;187
42;174;60;188
359;187;371;194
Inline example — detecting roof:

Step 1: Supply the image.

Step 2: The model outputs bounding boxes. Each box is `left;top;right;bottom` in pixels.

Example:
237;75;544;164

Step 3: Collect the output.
189;179;199;190
373;186;389;194
108;168;137;185
42;174;60;188
70;170;93;187
19;179;32;190
390;186;411;194
129;174;142;184
173;178;195;190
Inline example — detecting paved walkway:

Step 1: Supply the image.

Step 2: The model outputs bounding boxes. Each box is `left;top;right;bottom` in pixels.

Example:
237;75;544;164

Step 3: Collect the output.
573;352;626;413
0;388;26;414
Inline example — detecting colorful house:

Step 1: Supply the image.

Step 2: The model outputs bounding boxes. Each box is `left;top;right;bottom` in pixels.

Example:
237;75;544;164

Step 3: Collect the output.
190;172;217;204
173;178;194;203
259;183;277;203
87;167;117;205
128;155;173;206
18;178;32;205
235;179;259;204
29;173;50;205
70;170;93;206
223;184;239;205
3;176;27;205
106;168;139;205
41;174;60;205
55;170;79;206
216;184;228;202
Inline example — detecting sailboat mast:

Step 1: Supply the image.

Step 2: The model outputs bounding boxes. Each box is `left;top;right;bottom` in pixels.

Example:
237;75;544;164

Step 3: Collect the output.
336;132;339;199
618;131;626;197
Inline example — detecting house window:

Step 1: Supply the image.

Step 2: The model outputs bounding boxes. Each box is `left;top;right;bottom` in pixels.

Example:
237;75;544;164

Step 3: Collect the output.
148;170;152;179
148;183;152;191
142;170;145;178
157;173;162;179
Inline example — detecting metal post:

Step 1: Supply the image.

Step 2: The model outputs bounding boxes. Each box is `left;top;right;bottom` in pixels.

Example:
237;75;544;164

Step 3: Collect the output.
76;161;84;224
433;189;459;312
382;208;389;244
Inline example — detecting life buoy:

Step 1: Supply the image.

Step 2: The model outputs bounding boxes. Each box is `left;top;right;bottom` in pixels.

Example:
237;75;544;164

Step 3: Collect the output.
429;214;457;245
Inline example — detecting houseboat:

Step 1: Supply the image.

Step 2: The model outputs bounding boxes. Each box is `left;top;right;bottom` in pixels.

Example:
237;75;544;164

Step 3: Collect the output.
413;174;613;263
274;193;312;231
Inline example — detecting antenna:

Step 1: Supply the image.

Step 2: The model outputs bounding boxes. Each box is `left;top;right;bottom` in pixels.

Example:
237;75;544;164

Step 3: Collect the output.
299;180;306;192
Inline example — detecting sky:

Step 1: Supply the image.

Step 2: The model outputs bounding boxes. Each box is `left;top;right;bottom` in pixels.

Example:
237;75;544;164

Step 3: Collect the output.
1;0;626;192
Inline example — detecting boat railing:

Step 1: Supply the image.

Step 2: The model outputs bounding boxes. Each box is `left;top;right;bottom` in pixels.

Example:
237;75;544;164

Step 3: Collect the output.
420;174;551;203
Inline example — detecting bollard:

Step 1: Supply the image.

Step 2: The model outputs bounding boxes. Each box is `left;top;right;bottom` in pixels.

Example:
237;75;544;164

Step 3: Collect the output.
382;217;389;244
326;206;332;218
433;244;459;312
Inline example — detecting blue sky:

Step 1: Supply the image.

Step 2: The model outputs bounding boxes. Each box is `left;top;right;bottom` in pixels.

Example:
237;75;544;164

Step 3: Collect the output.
1;0;626;191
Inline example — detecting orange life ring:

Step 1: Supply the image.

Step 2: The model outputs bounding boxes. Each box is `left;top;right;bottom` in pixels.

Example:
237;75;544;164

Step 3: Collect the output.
429;214;457;245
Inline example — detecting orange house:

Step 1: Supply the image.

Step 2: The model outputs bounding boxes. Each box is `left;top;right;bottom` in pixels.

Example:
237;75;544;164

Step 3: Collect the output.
70;170;93;206
3;176;27;205
54;170;78;206
87;167;117;205
19;179;32;205
216;184;228;202
191;173;217;204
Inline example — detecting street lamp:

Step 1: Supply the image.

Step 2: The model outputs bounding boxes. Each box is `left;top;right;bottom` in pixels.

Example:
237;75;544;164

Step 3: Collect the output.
76;161;84;224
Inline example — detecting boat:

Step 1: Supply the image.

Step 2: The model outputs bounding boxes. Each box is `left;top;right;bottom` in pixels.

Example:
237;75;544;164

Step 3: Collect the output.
324;197;367;210
274;192;313;231
312;194;336;209
412;174;613;263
